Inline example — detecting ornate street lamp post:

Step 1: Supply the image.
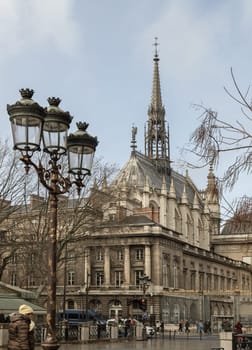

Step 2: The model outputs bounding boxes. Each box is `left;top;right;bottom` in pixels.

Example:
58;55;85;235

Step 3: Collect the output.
139;273;151;340
7;89;98;350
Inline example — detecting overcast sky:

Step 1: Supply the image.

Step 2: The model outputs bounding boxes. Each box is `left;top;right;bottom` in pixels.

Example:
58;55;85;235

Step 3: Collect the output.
1;0;252;214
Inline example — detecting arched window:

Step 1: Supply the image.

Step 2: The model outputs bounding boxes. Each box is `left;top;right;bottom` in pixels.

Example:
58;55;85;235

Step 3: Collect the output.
150;201;159;222
67;300;74;309
187;214;193;242
175;209;182;233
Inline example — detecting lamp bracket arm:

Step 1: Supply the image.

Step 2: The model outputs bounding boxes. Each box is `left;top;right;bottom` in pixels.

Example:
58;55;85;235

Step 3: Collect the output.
20;155;72;195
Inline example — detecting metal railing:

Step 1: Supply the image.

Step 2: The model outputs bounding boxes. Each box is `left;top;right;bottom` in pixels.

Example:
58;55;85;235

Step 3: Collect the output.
35;323;114;343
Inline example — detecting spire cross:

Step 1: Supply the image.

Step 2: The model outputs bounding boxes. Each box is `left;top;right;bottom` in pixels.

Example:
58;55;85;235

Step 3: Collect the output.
153;37;159;56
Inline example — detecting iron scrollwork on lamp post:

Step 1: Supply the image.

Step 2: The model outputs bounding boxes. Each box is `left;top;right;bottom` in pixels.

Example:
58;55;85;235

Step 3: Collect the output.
7;89;98;350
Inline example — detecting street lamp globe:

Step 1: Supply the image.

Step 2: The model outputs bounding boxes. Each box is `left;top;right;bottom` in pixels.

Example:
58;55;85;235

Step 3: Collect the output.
43;97;73;155
7;88;45;156
67;121;98;181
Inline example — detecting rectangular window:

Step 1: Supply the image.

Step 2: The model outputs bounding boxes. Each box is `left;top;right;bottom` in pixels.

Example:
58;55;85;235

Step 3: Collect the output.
163;264;169;287
117;249;123;261
135;270;144;286
28;274;35;287
220;276;225;290
67;271;75;286
96;272;104;286
214;276;218;290
173;264;177;288
135;249;144;260
96;249;104;261
190;272;195;290
199;273;204;291
10;273;17;286
115;271;123;287
207;275;211;290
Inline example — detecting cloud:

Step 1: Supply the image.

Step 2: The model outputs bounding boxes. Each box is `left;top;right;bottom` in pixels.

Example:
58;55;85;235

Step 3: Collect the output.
140;0;252;83
0;0;81;58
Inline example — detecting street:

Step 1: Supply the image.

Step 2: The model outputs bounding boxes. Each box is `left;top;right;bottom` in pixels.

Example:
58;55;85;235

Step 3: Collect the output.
55;334;220;350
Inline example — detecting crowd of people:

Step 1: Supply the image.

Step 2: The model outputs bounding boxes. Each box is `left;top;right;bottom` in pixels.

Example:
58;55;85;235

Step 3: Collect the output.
177;319;245;338
178;319;211;335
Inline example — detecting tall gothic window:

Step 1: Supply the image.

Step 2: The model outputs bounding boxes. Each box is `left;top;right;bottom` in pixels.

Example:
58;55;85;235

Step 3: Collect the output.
175;209;182;233
187;214;193;242
163;255;170;287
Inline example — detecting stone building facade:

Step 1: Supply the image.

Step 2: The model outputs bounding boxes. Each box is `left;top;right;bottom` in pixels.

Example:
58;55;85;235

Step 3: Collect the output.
1;46;252;330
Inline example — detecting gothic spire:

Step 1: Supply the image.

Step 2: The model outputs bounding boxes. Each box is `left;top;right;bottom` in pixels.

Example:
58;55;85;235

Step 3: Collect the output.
151;38;163;111
145;38;171;174
206;162;219;204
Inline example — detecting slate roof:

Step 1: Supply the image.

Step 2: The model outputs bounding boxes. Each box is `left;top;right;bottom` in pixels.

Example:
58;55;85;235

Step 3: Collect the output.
113;151;203;207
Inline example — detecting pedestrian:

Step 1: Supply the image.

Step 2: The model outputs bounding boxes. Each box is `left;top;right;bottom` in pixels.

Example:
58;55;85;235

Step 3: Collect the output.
124;318;130;337
62;318;69;341
8;304;35;350
160;320;164;336
234;320;243;334
204;320;211;335
234;320;243;346
178;320;184;332
185;320;190;334
197;320;203;339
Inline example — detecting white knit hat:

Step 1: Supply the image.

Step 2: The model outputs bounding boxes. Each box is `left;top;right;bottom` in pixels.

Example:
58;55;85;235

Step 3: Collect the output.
19;304;34;315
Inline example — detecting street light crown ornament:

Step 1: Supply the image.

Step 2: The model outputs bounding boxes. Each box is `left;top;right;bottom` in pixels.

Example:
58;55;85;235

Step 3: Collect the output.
47;97;61;107
77;121;89;131
19;88;34;100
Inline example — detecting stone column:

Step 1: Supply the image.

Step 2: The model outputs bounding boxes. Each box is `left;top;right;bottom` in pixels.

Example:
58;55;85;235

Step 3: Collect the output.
145;245;151;278
84;248;90;285
124;246;130;287
104;247;110;287
152;243;160;285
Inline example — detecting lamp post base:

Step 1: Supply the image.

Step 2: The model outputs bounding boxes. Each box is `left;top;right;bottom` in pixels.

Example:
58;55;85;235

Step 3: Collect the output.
41;335;60;350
